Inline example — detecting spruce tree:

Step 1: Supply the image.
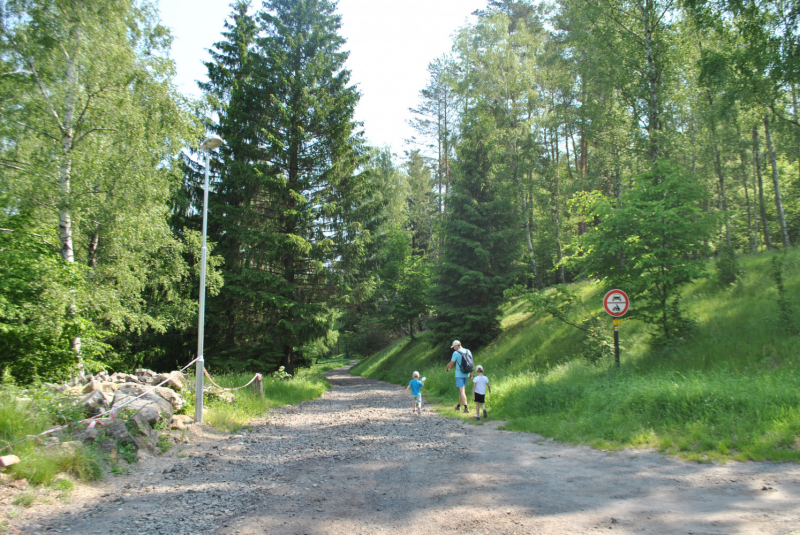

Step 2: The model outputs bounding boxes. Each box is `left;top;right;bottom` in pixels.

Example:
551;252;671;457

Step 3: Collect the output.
429;108;522;350
202;0;374;374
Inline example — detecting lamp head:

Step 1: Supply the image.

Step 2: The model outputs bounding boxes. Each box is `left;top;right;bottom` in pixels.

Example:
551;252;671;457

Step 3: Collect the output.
200;134;224;151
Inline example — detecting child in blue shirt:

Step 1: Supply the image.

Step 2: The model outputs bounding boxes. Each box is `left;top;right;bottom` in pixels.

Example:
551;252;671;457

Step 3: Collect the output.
405;371;426;414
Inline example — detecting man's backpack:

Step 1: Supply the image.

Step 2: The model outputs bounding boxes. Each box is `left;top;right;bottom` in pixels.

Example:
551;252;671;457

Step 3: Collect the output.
458;348;474;374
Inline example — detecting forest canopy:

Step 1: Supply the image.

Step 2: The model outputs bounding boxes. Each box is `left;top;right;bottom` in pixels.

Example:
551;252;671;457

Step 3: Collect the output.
1;0;798;381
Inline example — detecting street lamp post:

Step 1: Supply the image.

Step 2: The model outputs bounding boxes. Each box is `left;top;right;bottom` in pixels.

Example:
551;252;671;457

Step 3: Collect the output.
196;134;223;423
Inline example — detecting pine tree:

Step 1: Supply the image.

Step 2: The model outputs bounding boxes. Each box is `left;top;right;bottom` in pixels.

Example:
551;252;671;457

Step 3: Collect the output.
429;108;523;350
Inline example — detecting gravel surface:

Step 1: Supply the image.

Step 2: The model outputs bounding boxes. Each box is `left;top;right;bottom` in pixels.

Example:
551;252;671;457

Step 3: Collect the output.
5;365;800;534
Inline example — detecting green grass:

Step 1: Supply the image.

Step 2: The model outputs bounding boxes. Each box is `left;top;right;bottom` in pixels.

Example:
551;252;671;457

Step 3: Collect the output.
352;249;800;462
200;356;349;433
0;387;104;485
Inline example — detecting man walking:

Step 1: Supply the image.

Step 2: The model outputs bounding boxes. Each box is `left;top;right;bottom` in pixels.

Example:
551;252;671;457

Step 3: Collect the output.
445;340;472;413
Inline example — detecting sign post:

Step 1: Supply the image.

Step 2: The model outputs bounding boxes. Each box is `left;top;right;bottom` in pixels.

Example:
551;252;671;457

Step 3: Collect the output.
603;289;629;368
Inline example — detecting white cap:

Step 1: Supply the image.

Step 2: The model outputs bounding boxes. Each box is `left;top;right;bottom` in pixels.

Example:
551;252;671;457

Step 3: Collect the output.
412;371;420;378
451;340;461;348
476;365;484;372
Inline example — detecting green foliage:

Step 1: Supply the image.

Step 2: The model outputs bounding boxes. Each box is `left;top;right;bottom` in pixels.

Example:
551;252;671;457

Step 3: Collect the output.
354;249;800;461
771;255;798;335
570;161;714;343
156;433;172;454
0;0;208;377
715;245;743;286
117;441;137;464
200;0;380;375
429;108;524;350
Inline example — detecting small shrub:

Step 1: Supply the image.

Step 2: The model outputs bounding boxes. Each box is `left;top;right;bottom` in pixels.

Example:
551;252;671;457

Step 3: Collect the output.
272;366;292;380
715;245;742;285
117;441;137;464
157;433;172;454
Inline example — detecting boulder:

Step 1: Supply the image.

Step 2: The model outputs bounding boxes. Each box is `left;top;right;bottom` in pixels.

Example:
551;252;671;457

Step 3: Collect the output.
168;415;194;430
126;414;157;454
110;386;173;425
103;419;136;450
206;388;235;404
76;426;99;444
153;387;184;412
80;390;109;416
96;437;118;461
82;381;118;395
110;373;142;384
152;372;187;392
56;441;83;456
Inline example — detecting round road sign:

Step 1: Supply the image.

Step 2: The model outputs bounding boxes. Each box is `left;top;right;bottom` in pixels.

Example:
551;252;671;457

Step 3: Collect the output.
603;289;629;317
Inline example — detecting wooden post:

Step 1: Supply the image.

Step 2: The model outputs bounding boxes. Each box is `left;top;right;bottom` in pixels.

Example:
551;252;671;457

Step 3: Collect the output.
252;373;263;397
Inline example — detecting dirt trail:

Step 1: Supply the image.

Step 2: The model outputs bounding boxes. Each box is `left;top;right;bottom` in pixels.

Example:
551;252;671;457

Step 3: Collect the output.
8;365;800;535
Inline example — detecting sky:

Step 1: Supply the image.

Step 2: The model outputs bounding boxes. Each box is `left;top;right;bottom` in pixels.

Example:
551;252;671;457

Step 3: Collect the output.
159;0;487;153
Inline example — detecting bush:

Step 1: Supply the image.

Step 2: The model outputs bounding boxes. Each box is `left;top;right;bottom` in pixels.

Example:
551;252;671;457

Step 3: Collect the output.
715;245;742;286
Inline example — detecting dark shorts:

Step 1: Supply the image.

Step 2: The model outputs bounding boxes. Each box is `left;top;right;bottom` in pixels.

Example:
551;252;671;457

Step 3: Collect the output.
474;393;485;403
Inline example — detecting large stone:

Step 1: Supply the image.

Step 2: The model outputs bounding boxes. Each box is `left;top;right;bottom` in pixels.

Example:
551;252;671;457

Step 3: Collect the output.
57;441;83;456
103;419;136;450
82;381;118;395
0;455;20;468
110;373;142;384
168;415;194;430
206;388;235;404
152;372;187;392
126;414;157;454
110;387;173;425
76;426;99;444
80;389;109;416
153;387;184;412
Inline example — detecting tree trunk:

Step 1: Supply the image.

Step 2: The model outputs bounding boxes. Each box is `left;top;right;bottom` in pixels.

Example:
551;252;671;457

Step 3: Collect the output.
705;90;730;246
763;114;790;247
739;151;756;253
282;346;294;376
753;126;772;251
59;42;83;376
554;130;565;284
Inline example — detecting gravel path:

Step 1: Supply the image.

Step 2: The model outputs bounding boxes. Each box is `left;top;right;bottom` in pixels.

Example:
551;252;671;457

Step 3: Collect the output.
7;365;800;534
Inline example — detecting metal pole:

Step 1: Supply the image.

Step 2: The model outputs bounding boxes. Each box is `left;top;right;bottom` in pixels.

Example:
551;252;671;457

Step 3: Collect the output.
195;149;211;423
613;324;620;369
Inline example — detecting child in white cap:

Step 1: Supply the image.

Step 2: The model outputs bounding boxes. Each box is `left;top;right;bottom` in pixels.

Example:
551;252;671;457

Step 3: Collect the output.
405;371;426;414
472;365;490;420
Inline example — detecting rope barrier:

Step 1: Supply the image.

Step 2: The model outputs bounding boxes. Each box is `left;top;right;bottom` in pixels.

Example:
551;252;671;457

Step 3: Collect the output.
0;357;199;453
204;369;262;391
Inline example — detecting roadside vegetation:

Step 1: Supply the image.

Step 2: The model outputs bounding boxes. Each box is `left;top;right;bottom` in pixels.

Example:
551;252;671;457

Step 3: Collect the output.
0;356;350;493
198;357;350;433
352;250;800;462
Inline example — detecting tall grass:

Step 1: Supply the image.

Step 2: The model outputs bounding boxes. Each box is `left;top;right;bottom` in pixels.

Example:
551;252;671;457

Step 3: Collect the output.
352;249;800;461
0;387;103;485
201;356;349;433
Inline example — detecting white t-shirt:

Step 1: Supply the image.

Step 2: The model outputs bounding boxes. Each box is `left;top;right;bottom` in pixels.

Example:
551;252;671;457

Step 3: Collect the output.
473;375;489;395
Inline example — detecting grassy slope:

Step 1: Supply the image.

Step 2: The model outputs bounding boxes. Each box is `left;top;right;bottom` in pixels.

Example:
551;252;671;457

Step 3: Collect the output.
352;250;800;462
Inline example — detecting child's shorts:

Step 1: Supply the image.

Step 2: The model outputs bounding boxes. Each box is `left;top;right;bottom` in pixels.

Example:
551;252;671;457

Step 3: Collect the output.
412;394;422;404
474;393;485;403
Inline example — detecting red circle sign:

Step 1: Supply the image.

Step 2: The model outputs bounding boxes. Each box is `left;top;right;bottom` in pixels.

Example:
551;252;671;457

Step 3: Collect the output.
603;289;629;317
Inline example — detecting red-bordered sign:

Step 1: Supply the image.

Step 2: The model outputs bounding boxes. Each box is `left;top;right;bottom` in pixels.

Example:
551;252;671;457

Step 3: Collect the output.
603;289;629;317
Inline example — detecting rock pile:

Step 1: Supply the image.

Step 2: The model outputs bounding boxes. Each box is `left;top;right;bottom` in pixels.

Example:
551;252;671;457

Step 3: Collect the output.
57;368;192;459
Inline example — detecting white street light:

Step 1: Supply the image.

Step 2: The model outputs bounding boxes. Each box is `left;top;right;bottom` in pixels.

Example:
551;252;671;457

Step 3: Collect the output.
195;134;224;423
